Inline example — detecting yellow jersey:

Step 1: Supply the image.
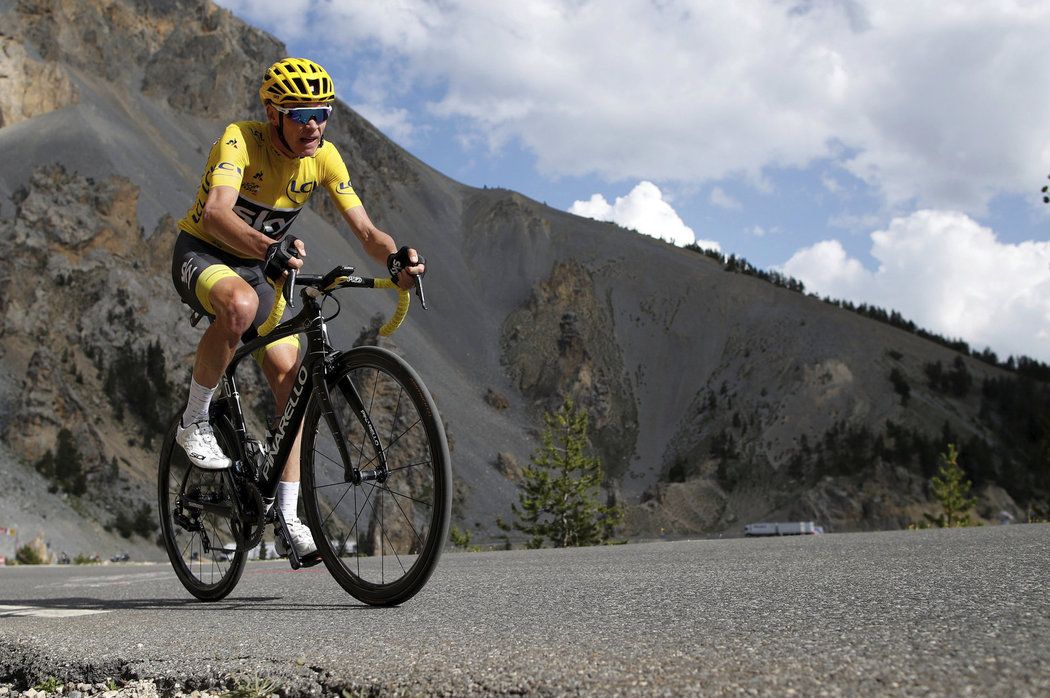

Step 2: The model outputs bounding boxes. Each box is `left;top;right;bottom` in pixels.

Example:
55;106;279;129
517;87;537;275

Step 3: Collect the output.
177;120;363;258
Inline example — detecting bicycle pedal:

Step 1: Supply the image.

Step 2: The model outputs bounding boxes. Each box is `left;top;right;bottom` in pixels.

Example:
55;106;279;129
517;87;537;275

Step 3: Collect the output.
299;552;323;568
284;549;322;570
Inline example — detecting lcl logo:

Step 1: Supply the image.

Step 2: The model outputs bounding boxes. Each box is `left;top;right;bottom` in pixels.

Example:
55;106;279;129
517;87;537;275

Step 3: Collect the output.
286;178;317;204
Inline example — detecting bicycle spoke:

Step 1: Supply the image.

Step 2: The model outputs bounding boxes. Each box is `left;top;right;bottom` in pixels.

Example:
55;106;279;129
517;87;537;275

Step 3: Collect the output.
376;482;434;509
310;446;349;487
381;484;427;554
378;417;424;458
370;492;409;576
385;386;405;450
316;480;355;530
179;532;195;561
386;458;433;475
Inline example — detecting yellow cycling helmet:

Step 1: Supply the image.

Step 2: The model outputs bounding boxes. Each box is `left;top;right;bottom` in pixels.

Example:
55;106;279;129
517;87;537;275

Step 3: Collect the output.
259;57;335;106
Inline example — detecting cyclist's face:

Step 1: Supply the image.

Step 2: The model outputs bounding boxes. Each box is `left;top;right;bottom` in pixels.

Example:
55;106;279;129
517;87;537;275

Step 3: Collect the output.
267;102;329;158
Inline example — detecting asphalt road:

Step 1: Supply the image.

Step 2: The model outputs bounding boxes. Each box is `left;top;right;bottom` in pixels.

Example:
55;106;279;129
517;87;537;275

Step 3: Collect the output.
1;525;1047;696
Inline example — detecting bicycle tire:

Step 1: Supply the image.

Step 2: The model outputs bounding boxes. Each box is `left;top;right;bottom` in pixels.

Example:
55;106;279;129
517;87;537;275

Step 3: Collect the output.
301;346;452;606
158;414;248;601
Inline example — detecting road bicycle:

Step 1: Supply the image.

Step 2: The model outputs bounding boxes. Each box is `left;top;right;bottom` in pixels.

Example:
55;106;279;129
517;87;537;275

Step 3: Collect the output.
157;264;451;606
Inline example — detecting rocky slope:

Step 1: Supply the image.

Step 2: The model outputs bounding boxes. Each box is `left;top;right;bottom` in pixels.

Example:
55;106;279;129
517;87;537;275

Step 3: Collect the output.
0;0;1045;561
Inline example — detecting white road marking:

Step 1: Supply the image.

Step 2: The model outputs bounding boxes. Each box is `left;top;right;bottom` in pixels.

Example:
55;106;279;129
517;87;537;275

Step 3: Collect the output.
58;571;173;589
0;604;109;618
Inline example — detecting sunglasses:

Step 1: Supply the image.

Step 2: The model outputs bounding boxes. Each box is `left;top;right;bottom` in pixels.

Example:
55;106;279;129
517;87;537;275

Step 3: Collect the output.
273;104;333;125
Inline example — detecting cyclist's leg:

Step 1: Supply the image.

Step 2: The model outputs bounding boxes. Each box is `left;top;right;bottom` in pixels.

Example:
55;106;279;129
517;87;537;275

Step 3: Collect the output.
172;234;261;468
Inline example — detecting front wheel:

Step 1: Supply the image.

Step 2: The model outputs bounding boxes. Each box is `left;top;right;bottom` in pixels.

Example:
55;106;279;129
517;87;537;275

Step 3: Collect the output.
300;346;452;606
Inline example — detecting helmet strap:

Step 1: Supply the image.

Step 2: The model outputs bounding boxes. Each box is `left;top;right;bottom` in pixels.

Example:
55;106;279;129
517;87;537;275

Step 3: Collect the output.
275;113;295;157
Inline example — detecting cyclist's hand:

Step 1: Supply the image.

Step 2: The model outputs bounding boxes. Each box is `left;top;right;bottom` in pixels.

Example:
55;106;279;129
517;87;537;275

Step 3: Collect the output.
264;234;305;280
387;246;426;290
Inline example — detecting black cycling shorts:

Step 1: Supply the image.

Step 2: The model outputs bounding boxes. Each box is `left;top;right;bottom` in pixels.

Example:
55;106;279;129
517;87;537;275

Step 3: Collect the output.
171;231;297;356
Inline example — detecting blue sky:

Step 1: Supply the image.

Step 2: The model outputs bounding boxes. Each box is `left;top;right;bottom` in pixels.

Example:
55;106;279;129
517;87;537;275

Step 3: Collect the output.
217;0;1050;362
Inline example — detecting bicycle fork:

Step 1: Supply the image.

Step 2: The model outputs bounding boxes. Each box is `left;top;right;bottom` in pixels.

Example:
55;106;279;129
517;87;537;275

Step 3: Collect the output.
314;357;390;486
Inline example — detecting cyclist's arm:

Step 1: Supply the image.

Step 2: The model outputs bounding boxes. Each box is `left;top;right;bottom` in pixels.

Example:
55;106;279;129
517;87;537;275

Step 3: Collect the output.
342;205;423;289
202;185;304;267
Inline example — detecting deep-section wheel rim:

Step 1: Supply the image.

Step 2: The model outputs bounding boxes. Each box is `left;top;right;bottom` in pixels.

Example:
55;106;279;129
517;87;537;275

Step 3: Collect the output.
302;347;450;605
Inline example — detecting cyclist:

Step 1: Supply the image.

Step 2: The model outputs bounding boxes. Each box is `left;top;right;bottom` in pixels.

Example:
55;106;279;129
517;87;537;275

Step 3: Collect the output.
170;57;425;558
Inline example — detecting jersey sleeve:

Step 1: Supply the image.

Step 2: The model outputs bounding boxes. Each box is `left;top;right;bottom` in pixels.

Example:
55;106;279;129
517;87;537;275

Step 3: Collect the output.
205;123;251;191
319;144;363;212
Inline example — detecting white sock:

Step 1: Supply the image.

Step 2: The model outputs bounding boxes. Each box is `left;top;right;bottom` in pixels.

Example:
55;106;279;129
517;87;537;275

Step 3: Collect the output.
182;377;218;427
278;480;300;524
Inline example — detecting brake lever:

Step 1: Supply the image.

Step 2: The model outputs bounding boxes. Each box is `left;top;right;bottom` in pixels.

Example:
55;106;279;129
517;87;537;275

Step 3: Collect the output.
284;244;302;308
413;274;428;310
285;268;297;308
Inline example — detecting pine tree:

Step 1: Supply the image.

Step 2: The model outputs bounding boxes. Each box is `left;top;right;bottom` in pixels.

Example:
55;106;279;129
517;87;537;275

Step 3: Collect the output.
925;443;979;528
505;398;622;548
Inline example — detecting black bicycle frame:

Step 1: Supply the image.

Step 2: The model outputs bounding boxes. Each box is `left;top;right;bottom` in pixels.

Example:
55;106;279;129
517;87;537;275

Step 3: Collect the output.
212;286;388;499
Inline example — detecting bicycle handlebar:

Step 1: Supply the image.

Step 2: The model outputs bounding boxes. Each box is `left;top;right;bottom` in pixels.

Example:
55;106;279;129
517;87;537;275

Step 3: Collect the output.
258;265;426;339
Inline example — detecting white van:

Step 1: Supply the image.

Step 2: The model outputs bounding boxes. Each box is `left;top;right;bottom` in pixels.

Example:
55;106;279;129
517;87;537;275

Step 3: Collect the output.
744;521;819;536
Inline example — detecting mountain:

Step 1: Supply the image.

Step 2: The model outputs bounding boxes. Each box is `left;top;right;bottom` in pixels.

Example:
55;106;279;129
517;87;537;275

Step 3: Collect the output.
0;0;1045;560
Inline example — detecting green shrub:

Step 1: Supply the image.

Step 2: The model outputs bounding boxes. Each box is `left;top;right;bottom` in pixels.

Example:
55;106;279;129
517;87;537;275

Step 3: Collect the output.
35;428;87;496
112;503;157;539
889;367;910;406
33;677;62;693
104;339;174;448
16;541;47;565
449;526;472;549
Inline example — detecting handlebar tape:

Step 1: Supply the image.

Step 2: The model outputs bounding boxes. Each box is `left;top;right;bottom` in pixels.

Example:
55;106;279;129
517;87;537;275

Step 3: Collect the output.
374;278;411;336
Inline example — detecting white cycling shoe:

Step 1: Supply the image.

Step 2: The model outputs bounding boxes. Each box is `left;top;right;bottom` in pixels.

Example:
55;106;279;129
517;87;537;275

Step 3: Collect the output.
276;519;318;558
176;420;232;470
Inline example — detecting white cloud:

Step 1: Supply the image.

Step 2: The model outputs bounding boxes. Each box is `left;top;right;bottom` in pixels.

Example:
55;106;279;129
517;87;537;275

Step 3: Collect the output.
219;1;1050;215
782;239;871;291
350;103;418;145
783;211;1050;361
745;225;781;238
570;181;719;249
710;186;742;210
828;212;883;232
821;174;843;195
216;0;315;43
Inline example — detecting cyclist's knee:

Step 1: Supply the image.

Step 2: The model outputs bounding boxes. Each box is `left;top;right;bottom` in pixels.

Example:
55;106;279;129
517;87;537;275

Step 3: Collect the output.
212;288;259;335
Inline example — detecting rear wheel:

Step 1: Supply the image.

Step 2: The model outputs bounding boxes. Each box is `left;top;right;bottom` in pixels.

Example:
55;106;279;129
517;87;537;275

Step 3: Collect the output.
158;415;248;601
301;346;451;606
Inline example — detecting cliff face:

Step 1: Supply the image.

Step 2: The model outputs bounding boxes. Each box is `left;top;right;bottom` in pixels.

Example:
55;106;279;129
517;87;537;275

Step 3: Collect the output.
0;0;1044;558
502;259;638;480
0;33;78;127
